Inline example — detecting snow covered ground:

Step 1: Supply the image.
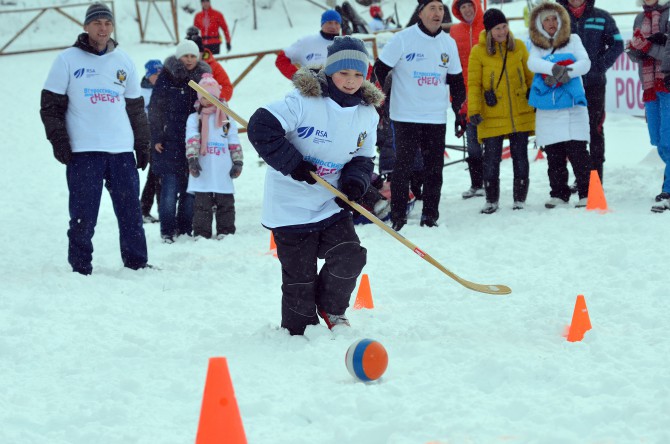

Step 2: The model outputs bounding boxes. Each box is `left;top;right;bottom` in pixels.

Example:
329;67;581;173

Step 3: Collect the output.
1;1;668;443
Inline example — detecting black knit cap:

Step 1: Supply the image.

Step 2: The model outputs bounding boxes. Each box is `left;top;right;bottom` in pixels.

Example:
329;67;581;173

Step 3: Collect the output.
483;8;507;31
84;3;114;25
417;0;443;11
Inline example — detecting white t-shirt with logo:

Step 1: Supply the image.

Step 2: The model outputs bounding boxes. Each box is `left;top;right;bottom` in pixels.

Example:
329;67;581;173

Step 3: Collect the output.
284;34;334;69
261;90;379;228
185;112;241;195
379;25;462;124
43;46;141;153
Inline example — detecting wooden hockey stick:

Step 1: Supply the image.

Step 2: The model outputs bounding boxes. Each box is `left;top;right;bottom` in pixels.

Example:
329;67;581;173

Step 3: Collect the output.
188;80;512;295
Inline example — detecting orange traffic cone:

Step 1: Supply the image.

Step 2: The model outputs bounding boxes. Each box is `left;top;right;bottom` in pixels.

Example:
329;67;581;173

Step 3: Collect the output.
196;357;247;444
586;170;608;211
268;232;277;258
534;149;545;161
564;295;592;342
353;274;374;309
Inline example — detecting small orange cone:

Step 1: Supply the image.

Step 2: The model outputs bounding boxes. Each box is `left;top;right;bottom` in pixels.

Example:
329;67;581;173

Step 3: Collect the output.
196;357;247;444
564;294;592;342
534;149;545;161
353;274;374;309
269;232;277;258
586;170;608;211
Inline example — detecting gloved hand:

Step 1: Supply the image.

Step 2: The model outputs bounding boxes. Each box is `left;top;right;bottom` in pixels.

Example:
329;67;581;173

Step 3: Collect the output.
470;114;483;126
556;69;572;85
544;74;558;87
630;29;652;53
289;160;317;184
334;181;365;214
647;32;668;46
455;113;467;138
230;160;243;178
551;63;573;81
135;143;150;170
188;157;202;177
226;42;232;52
53;143;72;165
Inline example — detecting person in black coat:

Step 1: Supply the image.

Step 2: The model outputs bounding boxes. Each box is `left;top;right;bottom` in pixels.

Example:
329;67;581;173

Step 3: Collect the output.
557;0;624;183
149;40;211;243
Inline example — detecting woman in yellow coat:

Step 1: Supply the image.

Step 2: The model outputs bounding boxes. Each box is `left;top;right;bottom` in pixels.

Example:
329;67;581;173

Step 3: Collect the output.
468;9;535;213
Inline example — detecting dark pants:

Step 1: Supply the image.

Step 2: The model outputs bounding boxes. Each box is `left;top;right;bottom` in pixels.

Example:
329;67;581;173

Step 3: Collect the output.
465;123;484;189
66;152;148;274
545;140;591;200
585;83;606;180
391;121;446;221
204;43;220;55
157;172;194;237
273;217;367;336
192;192;235;238
140;165;161;216
482;132;530;203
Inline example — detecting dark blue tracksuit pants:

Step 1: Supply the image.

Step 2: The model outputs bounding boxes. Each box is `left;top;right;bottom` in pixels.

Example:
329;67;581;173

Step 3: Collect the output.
66;152;148;274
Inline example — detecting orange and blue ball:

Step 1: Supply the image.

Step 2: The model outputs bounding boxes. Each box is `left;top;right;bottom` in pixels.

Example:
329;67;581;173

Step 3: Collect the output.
345;339;388;382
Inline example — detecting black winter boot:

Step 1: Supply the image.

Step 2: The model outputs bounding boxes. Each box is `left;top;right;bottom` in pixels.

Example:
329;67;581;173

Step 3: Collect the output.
462;157;484;199
513;178;529;210
481;179;500;214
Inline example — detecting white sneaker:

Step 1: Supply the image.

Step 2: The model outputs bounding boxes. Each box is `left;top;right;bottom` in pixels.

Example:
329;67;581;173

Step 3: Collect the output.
462;187;485;199
318;310;351;330
480;202;499;214
575;197;588;208
545;197;569;209
651;198;670;213
512;201;525;210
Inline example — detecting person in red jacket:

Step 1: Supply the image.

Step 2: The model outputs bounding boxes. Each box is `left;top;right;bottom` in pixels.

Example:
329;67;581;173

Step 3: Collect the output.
188;34;234;101
193;0;231;55
450;0;486;199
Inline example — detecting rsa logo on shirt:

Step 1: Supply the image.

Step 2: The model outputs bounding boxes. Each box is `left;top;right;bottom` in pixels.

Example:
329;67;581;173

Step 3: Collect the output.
297;126;332;145
405;52;426;62
73;68;98;79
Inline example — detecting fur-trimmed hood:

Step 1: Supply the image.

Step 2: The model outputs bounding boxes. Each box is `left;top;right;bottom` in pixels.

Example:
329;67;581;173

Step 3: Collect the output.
636;0;669;7
529;1;572;50
291;66;385;108
163;55;211;81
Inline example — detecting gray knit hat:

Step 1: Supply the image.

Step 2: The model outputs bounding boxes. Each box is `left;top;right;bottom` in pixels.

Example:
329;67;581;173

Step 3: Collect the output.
84;3;114;26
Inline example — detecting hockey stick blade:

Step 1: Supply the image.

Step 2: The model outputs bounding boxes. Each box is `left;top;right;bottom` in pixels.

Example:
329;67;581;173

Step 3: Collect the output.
187;80;512;295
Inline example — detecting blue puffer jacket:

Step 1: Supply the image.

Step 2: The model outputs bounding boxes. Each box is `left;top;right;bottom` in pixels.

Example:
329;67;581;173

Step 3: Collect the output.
148;56;210;175
529;53;588;110
556;0;624;88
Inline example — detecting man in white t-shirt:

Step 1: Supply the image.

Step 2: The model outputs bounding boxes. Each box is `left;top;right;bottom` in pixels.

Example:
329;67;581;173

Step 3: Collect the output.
373;0;466;231
275;9;342;80
39;3;151;275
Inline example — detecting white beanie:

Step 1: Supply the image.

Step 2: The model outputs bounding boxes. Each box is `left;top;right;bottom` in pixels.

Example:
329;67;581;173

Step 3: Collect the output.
175;40;200;59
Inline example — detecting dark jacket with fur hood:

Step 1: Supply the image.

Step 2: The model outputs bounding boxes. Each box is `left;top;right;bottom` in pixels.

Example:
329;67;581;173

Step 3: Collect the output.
149;56;211;175
556;0;623;87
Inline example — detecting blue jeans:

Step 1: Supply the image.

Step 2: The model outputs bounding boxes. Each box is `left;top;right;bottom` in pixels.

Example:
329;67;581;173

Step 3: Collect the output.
66;152;148;274
644;92;670;193
482;132;530;183
158;172;194;237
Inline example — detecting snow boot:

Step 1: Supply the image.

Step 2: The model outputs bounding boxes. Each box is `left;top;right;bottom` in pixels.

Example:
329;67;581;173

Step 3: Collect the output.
651;198;670;213
462;157;484;199
512;178;529;210
318;309;351;329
